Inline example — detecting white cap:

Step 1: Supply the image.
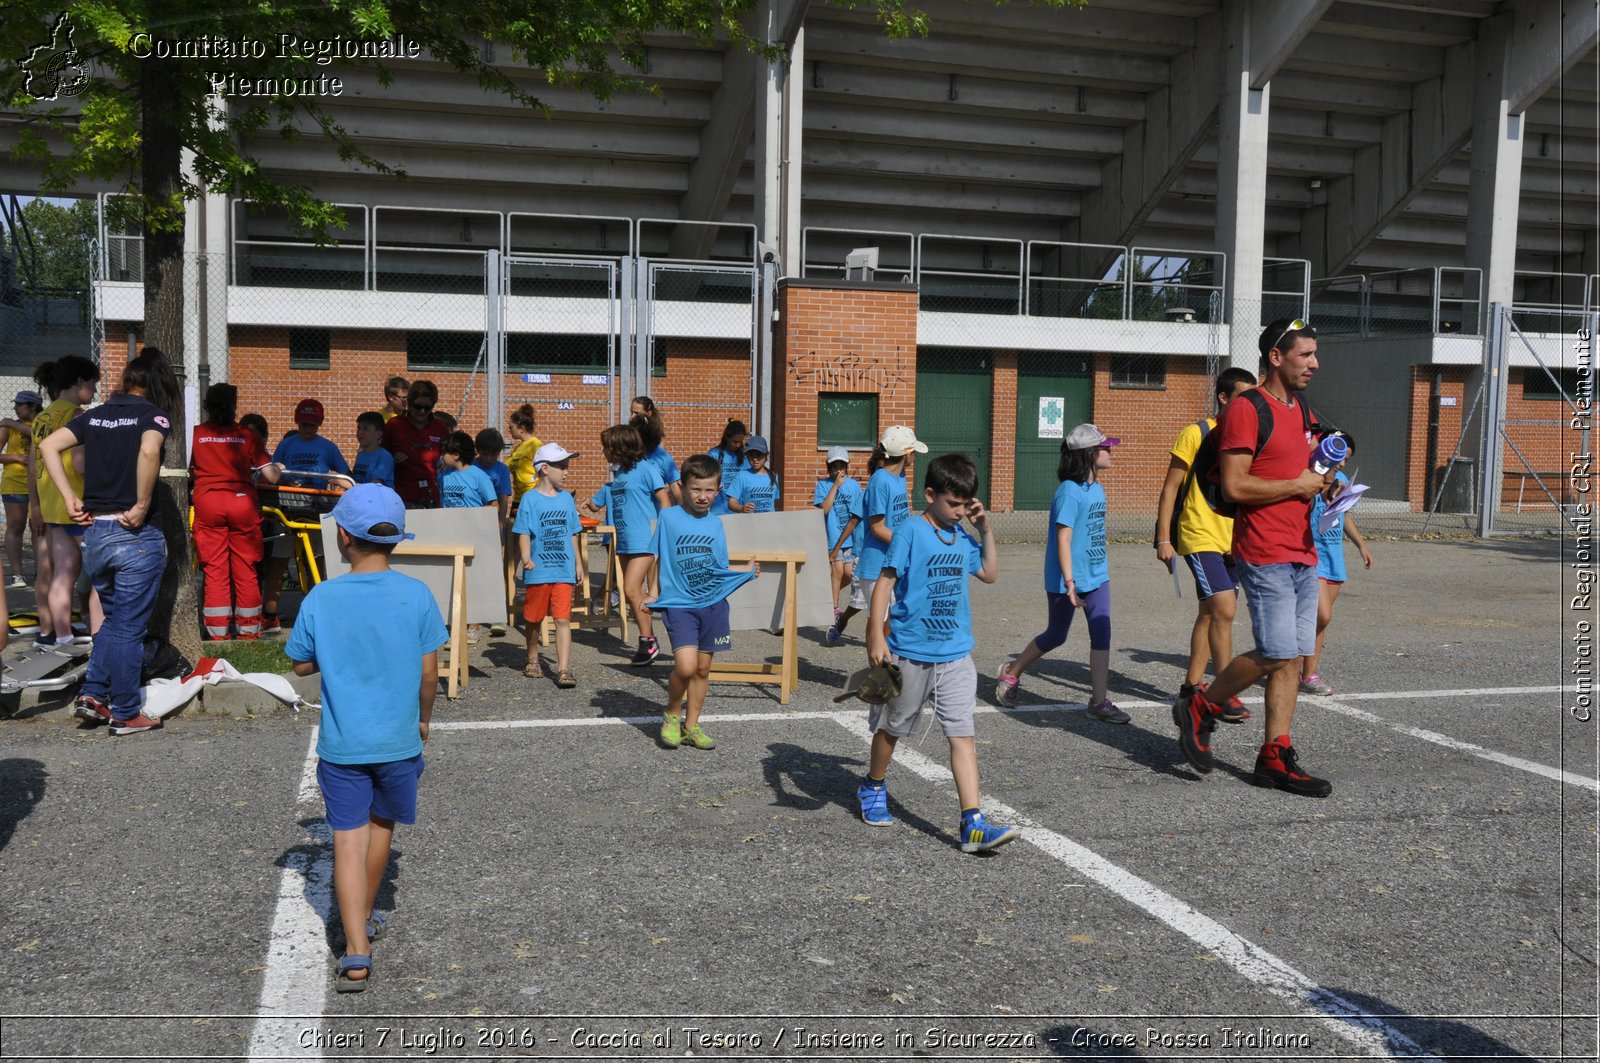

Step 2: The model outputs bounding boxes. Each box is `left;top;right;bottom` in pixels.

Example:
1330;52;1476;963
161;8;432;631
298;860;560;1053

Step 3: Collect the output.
534;442;578;467
825;446;850;465
880;425;928;457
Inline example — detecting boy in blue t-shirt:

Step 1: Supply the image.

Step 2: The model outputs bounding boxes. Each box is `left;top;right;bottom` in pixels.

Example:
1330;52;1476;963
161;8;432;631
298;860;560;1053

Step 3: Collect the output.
727;435;780;513
438;431;498;510
513;442;586;689
473;428;515;531
814;446;865;642
351;411;395;488
648;454;758;751
273;398;351;487
285;484;449;993
860;452;1019;855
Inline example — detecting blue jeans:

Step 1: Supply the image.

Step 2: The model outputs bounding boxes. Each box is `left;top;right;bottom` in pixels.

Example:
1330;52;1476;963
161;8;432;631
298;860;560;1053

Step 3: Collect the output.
82;520;166;719
1239;561;1317;661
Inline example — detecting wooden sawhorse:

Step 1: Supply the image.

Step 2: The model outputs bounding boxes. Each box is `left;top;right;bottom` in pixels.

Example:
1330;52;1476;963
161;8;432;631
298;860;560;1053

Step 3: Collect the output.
394;542;475;700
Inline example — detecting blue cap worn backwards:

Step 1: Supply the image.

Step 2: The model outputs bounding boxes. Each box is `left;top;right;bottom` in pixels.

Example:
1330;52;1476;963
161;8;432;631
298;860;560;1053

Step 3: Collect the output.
330;483;415;544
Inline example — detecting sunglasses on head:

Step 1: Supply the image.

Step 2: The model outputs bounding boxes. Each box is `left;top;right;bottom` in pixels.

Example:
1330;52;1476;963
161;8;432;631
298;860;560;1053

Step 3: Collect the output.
1269;319;1309;354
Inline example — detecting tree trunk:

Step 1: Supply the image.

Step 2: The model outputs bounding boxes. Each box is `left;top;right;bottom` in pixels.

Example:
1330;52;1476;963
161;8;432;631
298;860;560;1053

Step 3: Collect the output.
141;52;202;667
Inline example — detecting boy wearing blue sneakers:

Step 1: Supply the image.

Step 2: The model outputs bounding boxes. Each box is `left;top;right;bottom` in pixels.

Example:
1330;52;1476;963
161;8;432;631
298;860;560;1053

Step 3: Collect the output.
859;453;1019;854
649;454;758;750
286;484;449;992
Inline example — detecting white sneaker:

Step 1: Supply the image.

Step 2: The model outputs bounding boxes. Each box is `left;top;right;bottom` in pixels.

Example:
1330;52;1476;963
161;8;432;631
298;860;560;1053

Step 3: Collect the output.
6;575;24;589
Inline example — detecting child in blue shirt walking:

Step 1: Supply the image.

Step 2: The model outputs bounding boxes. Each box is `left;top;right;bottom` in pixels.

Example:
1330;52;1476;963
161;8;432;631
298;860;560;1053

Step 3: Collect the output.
814;446;864;640
727;435;780;512
285;484;449;993
830;425;924;643
513;443;586;689
600;423;670;665
649;454;758;750
860;452;1018;854
1300;436;1372;696
994;423;1125;722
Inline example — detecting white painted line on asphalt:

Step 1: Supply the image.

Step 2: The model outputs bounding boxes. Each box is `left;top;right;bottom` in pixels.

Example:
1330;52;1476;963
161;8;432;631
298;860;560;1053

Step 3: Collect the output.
1314;696;1598;791
247;727;332;1062
826;712;1443;1062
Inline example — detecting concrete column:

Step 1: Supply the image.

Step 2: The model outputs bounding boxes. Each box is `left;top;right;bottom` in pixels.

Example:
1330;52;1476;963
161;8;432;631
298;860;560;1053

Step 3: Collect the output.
1214;0;1271;371
1465;16;1524;309
780;27;805;278
754;0;784;260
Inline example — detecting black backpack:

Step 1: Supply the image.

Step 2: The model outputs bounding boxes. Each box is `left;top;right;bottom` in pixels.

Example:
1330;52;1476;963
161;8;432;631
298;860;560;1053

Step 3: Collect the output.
1172;390;1319;537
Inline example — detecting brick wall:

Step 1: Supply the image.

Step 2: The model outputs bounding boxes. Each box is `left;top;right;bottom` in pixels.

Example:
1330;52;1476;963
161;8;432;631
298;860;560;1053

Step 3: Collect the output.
990;350;1018;511
773;281;919;510
1088;355;1213;517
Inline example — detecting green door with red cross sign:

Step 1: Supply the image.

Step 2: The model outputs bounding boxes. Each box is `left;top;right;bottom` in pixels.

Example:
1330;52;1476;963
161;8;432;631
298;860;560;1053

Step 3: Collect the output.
1014;352;1092;510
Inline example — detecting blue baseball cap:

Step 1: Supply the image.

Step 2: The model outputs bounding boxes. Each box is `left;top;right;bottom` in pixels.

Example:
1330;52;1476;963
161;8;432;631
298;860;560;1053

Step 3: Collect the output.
745;435;769;454
330;483;415;544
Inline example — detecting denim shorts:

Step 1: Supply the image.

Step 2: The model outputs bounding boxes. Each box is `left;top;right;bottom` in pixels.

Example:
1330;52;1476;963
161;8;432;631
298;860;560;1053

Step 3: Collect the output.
660;599;731;655
317;754;425;831
1239;561;1317;660
2;494;27;505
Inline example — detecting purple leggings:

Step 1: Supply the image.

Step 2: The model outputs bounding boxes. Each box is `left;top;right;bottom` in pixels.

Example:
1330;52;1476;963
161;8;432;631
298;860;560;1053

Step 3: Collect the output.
1033;584;1112;654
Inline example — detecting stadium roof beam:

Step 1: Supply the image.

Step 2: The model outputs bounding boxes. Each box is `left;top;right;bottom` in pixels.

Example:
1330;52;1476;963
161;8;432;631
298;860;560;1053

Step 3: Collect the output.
1248;0;1338;90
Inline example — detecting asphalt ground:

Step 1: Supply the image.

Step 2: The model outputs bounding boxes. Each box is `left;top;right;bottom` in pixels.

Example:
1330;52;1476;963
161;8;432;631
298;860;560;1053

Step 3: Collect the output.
0;536;1594;1062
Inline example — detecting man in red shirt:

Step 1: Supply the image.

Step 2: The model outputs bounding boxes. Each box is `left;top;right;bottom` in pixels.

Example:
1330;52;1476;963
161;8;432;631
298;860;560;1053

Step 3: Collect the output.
381;379;448;508
1173;320;1334;797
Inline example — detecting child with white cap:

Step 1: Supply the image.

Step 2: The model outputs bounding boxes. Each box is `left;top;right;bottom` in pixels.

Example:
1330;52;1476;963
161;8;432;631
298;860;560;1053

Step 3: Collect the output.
511;442;587;688
994;422;1127;723
813;445;864;640
285;483;449;993
830;425;925;643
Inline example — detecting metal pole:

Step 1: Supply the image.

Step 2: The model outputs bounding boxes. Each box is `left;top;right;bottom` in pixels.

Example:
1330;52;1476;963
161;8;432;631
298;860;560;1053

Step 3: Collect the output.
1479;303;1508;537
758;260;776;436
484;250;503;437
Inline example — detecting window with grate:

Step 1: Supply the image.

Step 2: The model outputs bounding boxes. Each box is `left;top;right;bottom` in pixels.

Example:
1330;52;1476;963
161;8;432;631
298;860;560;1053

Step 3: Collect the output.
406;331;482;372
288;328;330;369
1109;354;1166;390
818;393;878;448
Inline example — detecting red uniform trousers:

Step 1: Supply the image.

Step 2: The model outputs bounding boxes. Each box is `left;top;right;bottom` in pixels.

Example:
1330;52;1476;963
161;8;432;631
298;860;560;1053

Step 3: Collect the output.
193;489;265;638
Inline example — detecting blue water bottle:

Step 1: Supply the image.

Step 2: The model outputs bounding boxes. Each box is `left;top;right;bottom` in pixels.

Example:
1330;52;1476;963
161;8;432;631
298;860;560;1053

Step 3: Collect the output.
1311;433;1348;475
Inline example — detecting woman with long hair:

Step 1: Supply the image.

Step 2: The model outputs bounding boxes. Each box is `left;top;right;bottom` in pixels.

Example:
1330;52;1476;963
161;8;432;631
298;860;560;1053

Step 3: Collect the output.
38;348;180;733
506;403;542;503
191;383;282;639
0;389;42;587
29;356;99;650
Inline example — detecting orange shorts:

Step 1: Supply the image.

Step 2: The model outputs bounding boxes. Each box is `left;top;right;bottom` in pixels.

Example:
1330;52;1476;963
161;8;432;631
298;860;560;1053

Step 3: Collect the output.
523;582;574;623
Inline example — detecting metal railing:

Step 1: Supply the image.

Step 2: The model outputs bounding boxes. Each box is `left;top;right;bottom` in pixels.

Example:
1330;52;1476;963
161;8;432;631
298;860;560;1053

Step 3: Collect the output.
800;227;915;281
373;206;506;293
1127;247;1225;323
1025;241;1128;318
915;233;1025;315
1262;256;1310;324
231;201;369;290
1309;267;1483;337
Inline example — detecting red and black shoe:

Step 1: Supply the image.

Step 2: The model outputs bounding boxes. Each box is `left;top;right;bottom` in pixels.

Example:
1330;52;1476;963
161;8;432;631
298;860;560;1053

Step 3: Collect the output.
1251;735;1332;798
1172;691;1219;774
1196;681;1251;724
72;694;111;726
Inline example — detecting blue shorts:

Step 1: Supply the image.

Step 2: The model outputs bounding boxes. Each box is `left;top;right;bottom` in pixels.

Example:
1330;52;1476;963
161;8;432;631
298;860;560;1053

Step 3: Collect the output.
317;754;425;831
49;523;85;538
2;494;27;506
660;599;732;655
1238;562;1317;661
1183;552;1240;600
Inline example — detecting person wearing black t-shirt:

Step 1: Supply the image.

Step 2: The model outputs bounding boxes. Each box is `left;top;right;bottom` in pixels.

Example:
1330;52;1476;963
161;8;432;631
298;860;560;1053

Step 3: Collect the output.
39;349;177;736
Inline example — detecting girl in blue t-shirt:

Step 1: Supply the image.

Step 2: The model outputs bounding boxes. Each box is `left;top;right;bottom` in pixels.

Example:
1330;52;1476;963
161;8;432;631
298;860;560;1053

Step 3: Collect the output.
1300;439;1373;697
601;423;670;666
708;419;748;487
814;447;865;634
832;429;919;642
727;436;780;513
630;398;680;507
995;423;1127;723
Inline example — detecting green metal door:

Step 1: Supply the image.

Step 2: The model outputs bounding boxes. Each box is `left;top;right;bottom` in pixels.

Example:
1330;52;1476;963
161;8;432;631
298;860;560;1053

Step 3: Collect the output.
1014;352;1092;509
914;348;992;507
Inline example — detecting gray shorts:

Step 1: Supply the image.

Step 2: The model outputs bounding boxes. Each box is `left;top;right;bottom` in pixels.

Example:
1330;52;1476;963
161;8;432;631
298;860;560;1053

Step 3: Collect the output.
866;654;978;739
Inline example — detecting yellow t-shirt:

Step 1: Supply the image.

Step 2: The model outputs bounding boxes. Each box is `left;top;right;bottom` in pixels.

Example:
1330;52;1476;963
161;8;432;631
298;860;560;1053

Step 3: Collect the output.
1171;418;1235;556
1;420;33;496
33;399;83;525
508;435;542;503
381;409;396;422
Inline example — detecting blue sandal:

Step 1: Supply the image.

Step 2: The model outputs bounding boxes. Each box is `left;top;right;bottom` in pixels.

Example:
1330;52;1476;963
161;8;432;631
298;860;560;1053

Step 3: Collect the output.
366;912;388;943
335;954;372;993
